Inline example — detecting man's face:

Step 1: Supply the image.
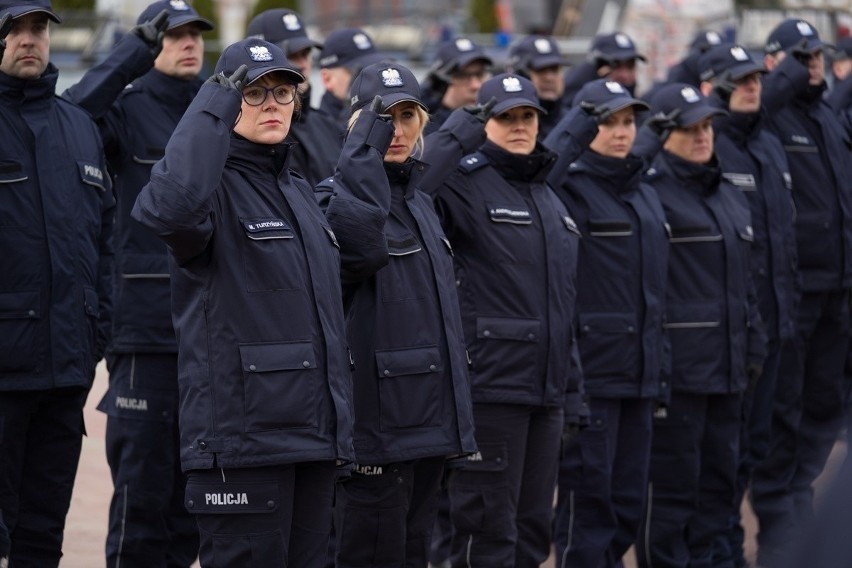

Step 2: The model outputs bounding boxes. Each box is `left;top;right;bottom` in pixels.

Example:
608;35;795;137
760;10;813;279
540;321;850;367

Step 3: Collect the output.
766;48;825;86
154;23;204;80
0;13;50;79
320;66;352;101
442;60;489;109
287;46;313;93
728;72;762;114
529;65;564;101
603;58;637;88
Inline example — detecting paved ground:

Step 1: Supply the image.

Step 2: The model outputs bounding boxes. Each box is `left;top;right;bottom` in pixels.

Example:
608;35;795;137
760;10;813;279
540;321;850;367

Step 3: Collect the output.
60;362;847;567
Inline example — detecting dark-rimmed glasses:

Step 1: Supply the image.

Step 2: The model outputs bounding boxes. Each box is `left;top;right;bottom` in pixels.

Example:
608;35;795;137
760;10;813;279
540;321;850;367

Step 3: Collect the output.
242;84;296;106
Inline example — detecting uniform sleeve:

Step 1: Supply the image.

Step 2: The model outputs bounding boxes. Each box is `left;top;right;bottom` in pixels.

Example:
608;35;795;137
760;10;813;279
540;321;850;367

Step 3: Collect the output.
563;331;589;427
92;129;115;364
420;108;485;196
321;109;394;283
431;169;481;244
543;107;598;187
131;81;241;265
62;33;155;158
761;55;810;115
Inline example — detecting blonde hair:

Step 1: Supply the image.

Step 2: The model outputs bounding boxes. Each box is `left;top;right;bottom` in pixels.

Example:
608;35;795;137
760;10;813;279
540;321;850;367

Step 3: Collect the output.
347;104;430;159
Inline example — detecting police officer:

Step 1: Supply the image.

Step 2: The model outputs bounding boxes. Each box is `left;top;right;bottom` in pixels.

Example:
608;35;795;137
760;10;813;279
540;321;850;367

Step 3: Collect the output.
317;27;384;126
61;1;215;565
668;30;725;86
316;61;477;568
421;36;492;132
564;31;646;104
547;79;669;568
507;35;571;138
0;0;114;565
431;73;589;568
637;83;766;568
750;20;852;567
696;43;799;568
131;39;354;567
246;9;342;186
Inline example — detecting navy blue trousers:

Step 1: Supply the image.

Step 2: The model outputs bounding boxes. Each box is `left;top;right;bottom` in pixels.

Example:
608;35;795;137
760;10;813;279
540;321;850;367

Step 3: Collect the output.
186;462;335;568
0;386;87;568
554;397;654;568
334;456;445;568
448;403;562;568
99;353;198;568
637;392;742;568
750;290;849;567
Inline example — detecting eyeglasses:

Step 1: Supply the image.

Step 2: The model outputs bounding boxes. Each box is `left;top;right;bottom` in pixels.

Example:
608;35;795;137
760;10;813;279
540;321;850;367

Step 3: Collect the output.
242;84;296;106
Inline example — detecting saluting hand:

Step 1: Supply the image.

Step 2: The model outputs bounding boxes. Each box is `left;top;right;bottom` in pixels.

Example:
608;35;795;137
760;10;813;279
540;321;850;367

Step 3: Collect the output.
0;13;13;61
643;108;682;143
463;96;497;124
579;101;613;124
207;64;248;92
131;8;169;59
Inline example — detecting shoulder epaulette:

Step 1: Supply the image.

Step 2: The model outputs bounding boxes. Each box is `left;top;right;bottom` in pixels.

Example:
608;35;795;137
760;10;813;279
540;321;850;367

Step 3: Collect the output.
458;151;488;174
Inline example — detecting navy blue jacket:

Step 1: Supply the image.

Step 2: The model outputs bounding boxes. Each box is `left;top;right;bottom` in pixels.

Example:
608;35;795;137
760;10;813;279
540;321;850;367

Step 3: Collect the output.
65;33;200;354
550;151;669;399
0;65;114;391
762;57;852;292
647;151;766;396
287;88;343;187
433;140;586;420
713;110;799;343
132;81;354;471
316;119;476;464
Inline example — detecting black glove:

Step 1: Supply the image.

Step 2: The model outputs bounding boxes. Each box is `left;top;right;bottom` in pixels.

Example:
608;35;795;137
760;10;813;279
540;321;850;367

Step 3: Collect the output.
579;101;612;123
644;108;682;143
367;94;391;120
712;71;737;103
463;96;497;124
0;13;13;61
207;64;248;92
789;38;813;67
130;8;169;59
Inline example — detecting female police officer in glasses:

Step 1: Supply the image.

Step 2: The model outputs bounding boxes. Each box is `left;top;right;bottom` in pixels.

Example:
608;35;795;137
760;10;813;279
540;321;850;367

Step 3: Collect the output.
132;39;355;567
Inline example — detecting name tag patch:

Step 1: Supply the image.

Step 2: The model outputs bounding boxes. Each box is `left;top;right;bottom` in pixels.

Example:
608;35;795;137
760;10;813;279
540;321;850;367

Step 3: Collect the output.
241;218;294;240
487;203;532;225
722;172;756;190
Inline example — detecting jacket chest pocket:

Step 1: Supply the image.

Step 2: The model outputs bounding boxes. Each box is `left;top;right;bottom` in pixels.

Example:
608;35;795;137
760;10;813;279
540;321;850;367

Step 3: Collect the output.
379;232;425;303
240;217;305;293
131;146;165;165
485;201;536;264
0;160;30;229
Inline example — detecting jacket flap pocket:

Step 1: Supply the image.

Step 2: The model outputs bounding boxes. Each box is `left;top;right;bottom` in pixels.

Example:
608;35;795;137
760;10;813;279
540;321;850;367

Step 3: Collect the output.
739;225;754;242
0;160;27;184
120;253;170;278
476;317;540;342
588;219;633;236
579;312;638;334
462;442;508;472
241;218;294;240
387;234;422;256
97;387;175;421
486;202;532;225
375;345;442;378
665;301;721;328
185;481;279;514
132;146;165;165
239;341;316;372
0;290;39;319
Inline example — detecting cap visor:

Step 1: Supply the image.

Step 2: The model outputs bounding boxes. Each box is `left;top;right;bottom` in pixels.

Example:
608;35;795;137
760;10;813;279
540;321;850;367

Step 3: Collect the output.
383;94;427;112
679;105;727;126
457;53;493;69
729;62;766;80
528;55;569;70
282;36;316;55
492;98;547;115
168;15;214;31
9;6;61;23
247;66;306;85
607;96;649;114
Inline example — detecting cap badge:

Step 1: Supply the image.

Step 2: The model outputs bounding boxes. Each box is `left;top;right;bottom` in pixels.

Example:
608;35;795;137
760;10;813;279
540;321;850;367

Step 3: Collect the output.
249;45;273;62
169;0;190;11
605;81;625;94
681;86;700;103
381;68;403;87
707;31;722;45
353;33;372;50
730;46;749;61
502;76;523;93
455;38;474;52
796;21;813;36
615;34;632;48
534;38;553;54
282;13;301;31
